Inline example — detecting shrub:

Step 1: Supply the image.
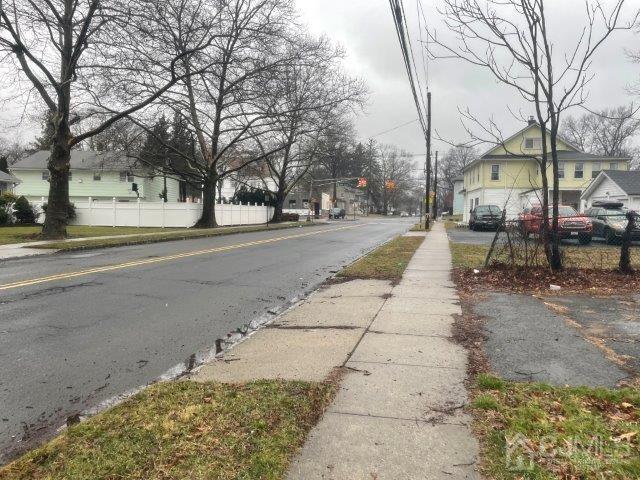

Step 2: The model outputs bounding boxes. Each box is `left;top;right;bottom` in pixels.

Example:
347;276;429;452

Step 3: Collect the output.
13;196;37;224
281;212;300;222
0;206;9;225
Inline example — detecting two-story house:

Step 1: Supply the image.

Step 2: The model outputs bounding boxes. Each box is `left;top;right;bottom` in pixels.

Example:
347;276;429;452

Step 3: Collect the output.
461;120;631;222
11;150;182;203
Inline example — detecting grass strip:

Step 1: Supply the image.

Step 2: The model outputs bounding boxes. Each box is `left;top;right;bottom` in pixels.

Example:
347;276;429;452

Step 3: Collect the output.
0;225;177;246
0;380;335;480
471;374;640;479
27;223;314;252
337;235;424;282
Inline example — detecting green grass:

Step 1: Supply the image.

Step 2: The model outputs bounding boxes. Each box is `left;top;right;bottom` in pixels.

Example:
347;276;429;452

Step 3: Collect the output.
24;223;313;252
472;375;640;479
337;235;424;282
0;380;335;480
450;241;639;271
0;225;175;245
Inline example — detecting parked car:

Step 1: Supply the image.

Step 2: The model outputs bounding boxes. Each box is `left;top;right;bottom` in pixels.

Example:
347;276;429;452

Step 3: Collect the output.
329;207;346;219
519;205;592;244
585;201;640;244
468;205;502;231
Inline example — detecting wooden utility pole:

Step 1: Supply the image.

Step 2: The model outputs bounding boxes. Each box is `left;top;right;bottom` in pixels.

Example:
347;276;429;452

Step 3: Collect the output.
433;151;438;218
425;91;432;230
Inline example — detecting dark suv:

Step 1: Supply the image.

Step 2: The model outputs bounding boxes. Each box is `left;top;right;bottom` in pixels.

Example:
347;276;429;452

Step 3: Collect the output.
329;207;346;219
469;205;502;231
585;201;640;244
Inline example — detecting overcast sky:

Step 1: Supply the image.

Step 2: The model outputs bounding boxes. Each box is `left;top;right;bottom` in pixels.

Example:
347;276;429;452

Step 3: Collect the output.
296;0;640;158
2;0;638;158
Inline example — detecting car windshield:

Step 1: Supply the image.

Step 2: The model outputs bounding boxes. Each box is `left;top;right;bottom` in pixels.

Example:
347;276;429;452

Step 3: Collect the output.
476;206;500;215
604;209;627;220
548;206;577;217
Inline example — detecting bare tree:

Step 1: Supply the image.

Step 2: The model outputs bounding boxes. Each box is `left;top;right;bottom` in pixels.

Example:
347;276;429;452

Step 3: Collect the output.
562;105;640;167
440;145;476;191
429;0;637;270
0;0;217;238
254;36;366;221
132;0;302;228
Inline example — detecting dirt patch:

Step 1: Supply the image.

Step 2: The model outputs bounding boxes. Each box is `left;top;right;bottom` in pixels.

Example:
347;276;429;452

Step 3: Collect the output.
454;264;640;296
452;292;491;381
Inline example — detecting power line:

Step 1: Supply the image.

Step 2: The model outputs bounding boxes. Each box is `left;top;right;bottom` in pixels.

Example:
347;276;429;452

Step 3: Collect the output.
369;118;420;138
388;0;427;137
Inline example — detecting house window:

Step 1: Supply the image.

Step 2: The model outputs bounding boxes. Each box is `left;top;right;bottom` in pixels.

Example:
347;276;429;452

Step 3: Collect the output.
42;171;50;181
592;162;601;178
558;162;565;179
491;164;500;181
525;138;542;149
609;162;618;170
289;199;296;207
119;171;134;182
93;172;101;181
574;163;583;179
68;171;73;181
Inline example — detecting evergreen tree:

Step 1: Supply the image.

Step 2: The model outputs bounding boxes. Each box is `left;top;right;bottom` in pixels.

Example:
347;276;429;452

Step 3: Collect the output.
34;110;55;150
140;116;170;201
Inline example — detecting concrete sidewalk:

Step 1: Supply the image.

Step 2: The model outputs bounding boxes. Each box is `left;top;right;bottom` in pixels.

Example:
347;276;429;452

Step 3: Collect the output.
192;222;479;479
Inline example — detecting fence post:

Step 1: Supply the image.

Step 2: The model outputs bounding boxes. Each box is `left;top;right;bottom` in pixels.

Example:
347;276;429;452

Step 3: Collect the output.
619;211;637;274
137;197;141;228
112;197;116;228
88;197;92;227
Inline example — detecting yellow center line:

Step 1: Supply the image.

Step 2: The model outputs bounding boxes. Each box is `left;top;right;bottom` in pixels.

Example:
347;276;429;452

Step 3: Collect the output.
0;224;364;292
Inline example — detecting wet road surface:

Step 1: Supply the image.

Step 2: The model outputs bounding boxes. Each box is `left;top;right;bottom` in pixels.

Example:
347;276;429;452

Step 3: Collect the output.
0;217;413;462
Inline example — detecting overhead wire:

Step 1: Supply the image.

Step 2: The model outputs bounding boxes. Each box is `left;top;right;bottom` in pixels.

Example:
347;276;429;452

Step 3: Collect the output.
387;0;428;137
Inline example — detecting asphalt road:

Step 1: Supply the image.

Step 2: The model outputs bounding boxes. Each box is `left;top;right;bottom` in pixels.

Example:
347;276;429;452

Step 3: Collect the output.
0;217;413;462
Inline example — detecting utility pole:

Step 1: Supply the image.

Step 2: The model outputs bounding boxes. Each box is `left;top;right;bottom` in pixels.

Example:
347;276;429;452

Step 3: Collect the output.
425;91;432;230
433;151;438;219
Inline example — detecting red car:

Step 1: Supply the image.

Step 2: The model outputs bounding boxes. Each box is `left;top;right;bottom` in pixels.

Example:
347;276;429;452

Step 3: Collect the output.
519;205;592;245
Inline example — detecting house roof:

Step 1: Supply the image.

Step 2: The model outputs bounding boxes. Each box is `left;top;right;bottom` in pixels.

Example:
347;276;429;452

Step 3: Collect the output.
0;170;21;184
462;122;629;173
11;150;134;171
581;169;640;199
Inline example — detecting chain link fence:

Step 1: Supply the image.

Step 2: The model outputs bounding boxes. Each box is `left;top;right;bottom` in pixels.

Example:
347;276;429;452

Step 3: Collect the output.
484;212;640;272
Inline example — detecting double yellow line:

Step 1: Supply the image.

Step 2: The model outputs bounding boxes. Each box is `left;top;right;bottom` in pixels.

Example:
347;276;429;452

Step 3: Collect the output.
0;224;363;292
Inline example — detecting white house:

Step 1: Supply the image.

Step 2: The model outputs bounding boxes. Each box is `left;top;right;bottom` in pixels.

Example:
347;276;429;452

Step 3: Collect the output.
11;150;182;203
0;170;20;195
580;170;640;212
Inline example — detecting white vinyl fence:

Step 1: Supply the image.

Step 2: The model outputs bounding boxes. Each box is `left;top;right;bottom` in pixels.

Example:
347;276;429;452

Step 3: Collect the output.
36;197;274;228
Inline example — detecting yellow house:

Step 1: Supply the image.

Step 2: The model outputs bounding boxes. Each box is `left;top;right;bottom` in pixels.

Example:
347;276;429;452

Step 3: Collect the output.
461;120;631;222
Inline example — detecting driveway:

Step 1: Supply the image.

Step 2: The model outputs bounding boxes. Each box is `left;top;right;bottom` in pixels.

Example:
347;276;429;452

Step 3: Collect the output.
472;292;639;387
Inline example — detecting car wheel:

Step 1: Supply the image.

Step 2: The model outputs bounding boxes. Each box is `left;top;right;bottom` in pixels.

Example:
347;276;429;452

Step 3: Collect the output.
578;233;592;245
605;228;617;245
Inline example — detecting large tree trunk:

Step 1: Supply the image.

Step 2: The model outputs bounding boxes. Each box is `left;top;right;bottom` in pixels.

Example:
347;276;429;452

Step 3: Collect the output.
272;190;286;223
42;119;71;239
196;173;218;228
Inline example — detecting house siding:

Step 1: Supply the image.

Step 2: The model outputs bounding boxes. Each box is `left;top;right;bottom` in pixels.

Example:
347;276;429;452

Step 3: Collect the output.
11;169;180;203
581;175;640;211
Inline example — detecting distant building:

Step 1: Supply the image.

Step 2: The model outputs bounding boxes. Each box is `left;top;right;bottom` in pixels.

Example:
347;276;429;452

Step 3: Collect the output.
11;150;181;203
452;175;464;215
461;120;631;222
0;170;20;195
580;170;640;212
